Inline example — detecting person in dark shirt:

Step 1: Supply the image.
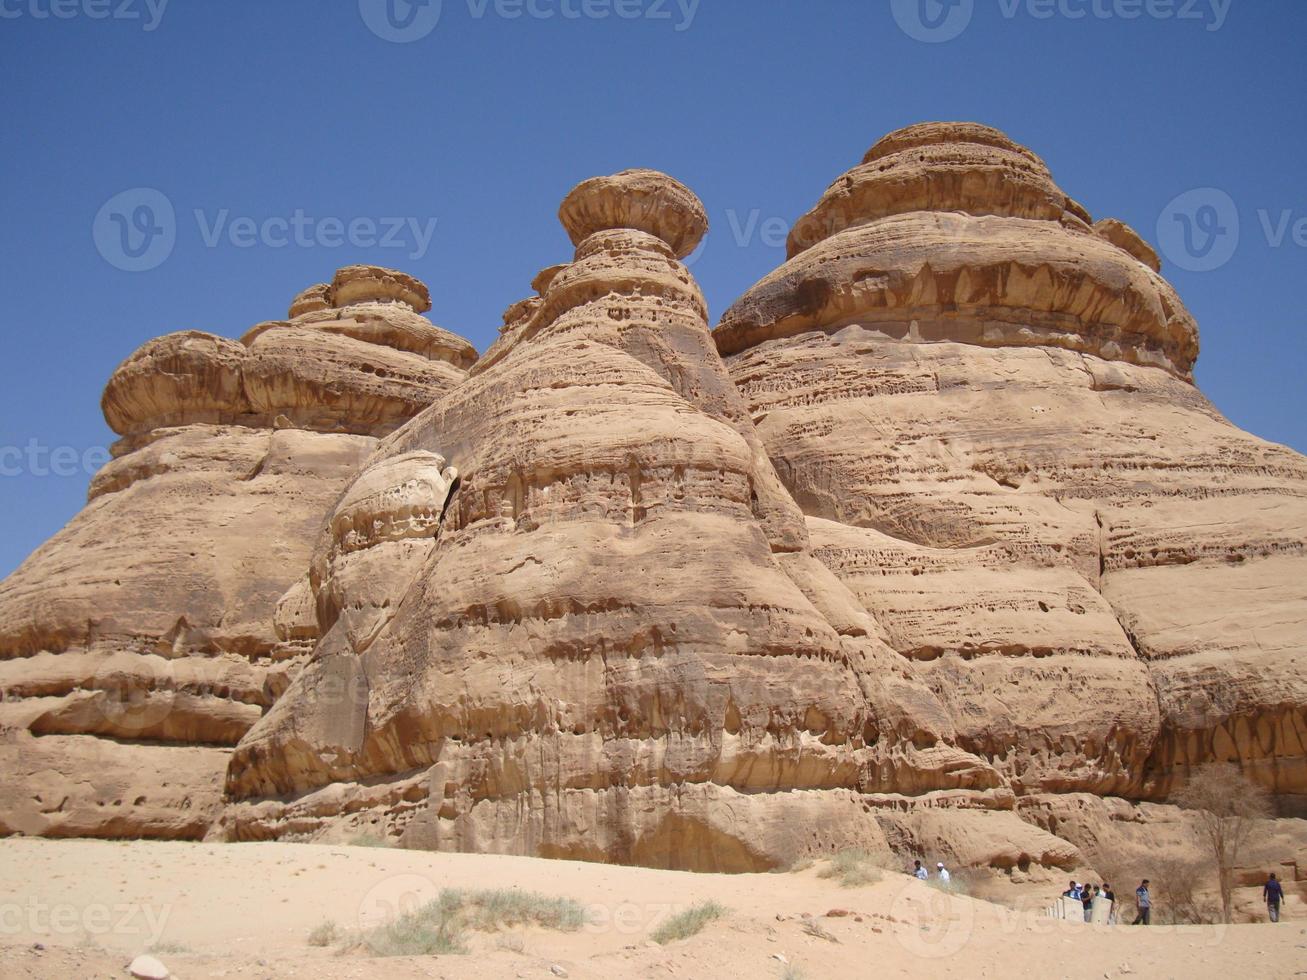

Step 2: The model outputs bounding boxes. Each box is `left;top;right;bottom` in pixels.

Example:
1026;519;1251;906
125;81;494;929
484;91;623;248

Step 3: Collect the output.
1133;880;1151;925
1102;884;1117;924
1082;884;1096;922
1264;873;1285;923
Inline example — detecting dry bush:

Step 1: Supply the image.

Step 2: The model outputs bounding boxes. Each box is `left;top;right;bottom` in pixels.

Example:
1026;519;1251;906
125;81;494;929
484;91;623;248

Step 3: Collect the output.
651;901;727;944
1151;856;1221;925
1172;764;1272;922
307;920;343;947
817;849;884;888
928;869;978;897
339;888;587;957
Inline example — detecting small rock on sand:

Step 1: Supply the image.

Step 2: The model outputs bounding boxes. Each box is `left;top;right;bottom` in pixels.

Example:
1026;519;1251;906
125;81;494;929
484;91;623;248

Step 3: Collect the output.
127;954;170;980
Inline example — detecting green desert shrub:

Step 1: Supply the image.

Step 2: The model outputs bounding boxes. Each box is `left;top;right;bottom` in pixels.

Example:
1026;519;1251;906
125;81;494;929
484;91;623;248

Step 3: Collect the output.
307;920;343;947
817;849;883;887
351;888;587;957
651;901;727;944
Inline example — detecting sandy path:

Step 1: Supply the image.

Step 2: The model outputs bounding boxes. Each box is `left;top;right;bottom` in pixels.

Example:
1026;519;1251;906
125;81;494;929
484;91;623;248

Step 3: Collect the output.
1;839;1303;979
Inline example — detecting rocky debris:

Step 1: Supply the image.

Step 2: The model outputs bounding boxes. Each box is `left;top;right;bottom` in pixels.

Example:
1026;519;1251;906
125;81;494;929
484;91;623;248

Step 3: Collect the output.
127;953;170;979
713;122;1307;812
0;266;475;839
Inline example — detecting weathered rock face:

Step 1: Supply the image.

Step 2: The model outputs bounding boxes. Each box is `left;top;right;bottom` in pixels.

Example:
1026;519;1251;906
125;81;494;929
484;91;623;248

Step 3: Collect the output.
715;123;1307;816
1017;792;1307;921
217;170;1026;871
4;127;1304;874
0;267;475;838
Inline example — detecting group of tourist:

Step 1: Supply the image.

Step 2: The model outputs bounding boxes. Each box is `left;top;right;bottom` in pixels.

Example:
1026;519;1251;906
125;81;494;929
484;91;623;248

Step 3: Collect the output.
1059;873;1289;924
911;859;951;883
1062;880;1127;923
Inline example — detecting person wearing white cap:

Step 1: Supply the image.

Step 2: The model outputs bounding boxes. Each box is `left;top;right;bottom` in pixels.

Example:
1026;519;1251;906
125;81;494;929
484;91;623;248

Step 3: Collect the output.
936;862;951;883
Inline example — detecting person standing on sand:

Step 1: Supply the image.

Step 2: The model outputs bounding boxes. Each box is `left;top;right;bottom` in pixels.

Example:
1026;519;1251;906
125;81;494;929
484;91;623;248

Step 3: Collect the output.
936;862;951;885
913;860;928;881
1082;884;1096;922
1264;873;1285;923
1133;880;1151;925
1102;883;1117;924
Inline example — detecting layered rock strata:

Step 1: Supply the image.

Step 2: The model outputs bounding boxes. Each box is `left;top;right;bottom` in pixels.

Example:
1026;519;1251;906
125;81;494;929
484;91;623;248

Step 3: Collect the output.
0;266;475;838
3;127;1304;873
714;123;1307;815
218;171;1034;872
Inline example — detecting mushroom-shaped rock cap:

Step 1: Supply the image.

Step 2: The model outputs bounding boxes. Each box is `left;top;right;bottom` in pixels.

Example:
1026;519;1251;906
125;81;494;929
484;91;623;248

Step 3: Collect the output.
862;121;1044;166
786;121;1087;258
331;265;432;314
101;331;252;436
289;283;332;318
559;169;707;259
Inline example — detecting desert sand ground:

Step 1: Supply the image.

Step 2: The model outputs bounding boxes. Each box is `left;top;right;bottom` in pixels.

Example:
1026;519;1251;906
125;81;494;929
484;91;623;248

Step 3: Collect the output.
1;839;1302;979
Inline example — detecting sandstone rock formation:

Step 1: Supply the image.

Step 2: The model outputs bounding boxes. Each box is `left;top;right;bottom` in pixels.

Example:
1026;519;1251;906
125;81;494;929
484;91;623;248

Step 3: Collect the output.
715;123;1307;822
0;267;475;838
217;169;1030;872
2;127;1304;881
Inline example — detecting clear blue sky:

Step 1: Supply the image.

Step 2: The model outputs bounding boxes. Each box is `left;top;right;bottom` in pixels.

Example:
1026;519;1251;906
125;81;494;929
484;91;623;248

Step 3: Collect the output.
2;0;1305;579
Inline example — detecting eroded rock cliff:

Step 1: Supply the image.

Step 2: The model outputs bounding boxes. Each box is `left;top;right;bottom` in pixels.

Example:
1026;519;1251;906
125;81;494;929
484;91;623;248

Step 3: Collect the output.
3;128;1304;877
217;170;1029;871
0;267;475;838
715;123;1307;820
